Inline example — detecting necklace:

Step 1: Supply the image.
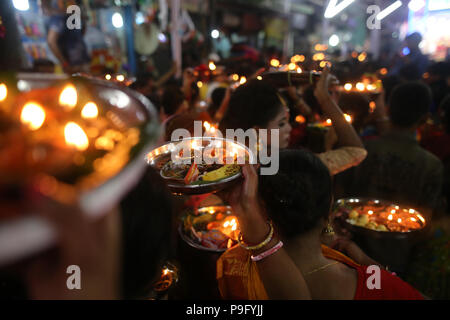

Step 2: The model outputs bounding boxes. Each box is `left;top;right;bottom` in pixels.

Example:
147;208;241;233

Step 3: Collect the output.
304;261;339;276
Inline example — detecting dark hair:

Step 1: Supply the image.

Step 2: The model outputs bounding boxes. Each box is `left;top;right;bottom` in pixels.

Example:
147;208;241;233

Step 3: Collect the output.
161;85;185;116
130;73;155;91
209;87;226;118
258;149;332;239
219;80;282;132
388;81;432;128
405;32;422;47
119;167;175;299
441;95;450;134
164;113;197;141
382;75;403;104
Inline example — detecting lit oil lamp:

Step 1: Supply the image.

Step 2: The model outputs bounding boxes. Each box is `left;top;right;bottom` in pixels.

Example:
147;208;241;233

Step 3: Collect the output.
270;58;280;68
295;115;306;124
153;263;179;293
358;52;367;62
59;84;78;109
0;83;7;102
81;102;99;119
219;216;239;240
343;199;426;233
64;122;89;151
344;83;352;91
20;102;46;130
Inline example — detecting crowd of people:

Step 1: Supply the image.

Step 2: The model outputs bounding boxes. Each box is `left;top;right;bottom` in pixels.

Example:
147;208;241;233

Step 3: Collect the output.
1;0;450;299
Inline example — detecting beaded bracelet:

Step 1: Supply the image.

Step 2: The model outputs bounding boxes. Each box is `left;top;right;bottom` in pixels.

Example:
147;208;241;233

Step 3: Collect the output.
251;241;284;262
238;221;274;251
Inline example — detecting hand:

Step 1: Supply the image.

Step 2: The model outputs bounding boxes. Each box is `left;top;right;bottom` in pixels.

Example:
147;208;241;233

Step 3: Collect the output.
24;195;121;300
324;126;338;150
219;165;269;244
314;67;333;105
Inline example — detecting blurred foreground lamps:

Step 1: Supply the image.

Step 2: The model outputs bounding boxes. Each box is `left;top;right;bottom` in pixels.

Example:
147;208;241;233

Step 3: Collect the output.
64;122;89;151
20;102;46;130
0;83;7;102
59;85;78;109
81;102;99;119
344;83;352;91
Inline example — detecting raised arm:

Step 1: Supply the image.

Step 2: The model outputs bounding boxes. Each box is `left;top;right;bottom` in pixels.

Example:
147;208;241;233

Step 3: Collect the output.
224;165;311;299
314;68;364;149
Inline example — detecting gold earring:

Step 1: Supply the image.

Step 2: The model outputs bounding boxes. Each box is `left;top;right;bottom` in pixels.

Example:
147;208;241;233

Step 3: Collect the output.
323;222;335;236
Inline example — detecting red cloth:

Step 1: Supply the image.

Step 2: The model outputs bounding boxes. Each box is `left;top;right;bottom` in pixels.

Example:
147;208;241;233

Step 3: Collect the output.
324;248;424;300
421;131;450;161
353;265;424;300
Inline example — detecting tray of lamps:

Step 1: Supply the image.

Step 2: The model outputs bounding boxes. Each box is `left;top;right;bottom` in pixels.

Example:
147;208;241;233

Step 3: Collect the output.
333;198;426;234
178;205;240;252
147;137;254;195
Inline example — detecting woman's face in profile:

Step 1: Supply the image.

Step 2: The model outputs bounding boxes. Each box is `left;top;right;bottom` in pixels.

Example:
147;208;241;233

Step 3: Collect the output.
263;107;292;149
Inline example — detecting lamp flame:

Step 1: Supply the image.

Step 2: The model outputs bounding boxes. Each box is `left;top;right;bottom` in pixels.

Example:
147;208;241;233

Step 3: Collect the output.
81;102;99;119
356;82;365;91
270;59;280;67
64;122;89;151
20;102;46;130
0;83;7;102
59;85;78;109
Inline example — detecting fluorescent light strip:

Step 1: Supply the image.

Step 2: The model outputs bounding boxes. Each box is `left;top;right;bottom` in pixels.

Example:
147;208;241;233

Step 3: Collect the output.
376;1;403;20
324;0;356;18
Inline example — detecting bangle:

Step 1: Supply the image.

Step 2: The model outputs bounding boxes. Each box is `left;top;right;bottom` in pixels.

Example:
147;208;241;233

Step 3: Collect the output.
251;241;284;262
309;72;313;85
287;72;292;87
238;221;274;251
